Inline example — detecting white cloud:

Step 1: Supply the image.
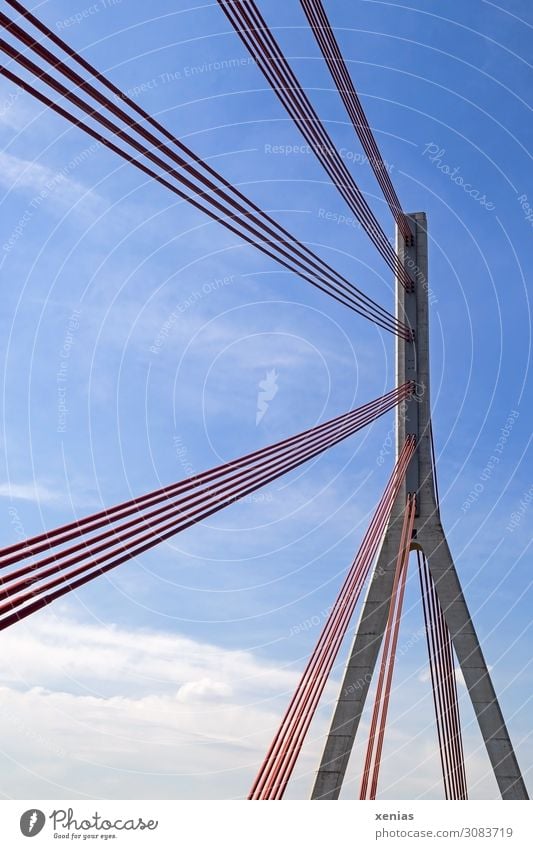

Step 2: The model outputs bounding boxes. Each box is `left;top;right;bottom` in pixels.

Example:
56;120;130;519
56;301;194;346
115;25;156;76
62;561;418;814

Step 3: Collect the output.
0;480;102;510
0;481;61;504
0;614;311;799
0;614;514;800
0;150;100;211
0;84;37;132
177;678;233;703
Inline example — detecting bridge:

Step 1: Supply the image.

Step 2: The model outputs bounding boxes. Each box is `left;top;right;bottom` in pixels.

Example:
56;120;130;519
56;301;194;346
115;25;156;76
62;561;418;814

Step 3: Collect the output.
0;0;528;801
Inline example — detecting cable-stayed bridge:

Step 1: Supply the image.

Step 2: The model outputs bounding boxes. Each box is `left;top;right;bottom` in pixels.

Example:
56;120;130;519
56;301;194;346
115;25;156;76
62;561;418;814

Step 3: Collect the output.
0;0;528;801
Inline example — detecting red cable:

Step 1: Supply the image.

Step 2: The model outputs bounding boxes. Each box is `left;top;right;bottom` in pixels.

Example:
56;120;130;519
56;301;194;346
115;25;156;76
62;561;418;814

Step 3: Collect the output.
250;442;412;797
360;493;415;799
218;1;413;290
253;492;389;798
359;498;412;798
0;16;401;334
238;0;414;283
249;438;415;798
259;448;409;798
223;0;390;255
252;442;414;799
300;0;411;241
0;392;403;599
417;550;449;796
419;552;455;798
0;12;410;338
0;37;402;339
432;572;467;798
423;554;456;797
429;562;464;798
0;384;410;567
265;442;416;799
419;553;467;799
0;407;388;609
366;496;414;799
224;0;412;288
0;394;413;630
6;0;399;282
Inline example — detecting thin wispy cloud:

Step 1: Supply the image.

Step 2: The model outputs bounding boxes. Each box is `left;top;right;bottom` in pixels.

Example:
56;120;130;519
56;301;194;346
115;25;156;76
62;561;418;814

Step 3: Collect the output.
0;614;506;800
0;480;61;504
0;149;101;211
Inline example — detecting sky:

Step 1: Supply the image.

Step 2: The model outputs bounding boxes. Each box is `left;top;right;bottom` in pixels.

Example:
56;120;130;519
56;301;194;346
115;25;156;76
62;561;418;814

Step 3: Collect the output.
0;0;532;800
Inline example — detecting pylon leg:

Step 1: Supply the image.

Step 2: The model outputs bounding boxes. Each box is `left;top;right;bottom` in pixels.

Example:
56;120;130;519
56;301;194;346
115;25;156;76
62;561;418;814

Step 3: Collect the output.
418;522;528;800
310;492;406;799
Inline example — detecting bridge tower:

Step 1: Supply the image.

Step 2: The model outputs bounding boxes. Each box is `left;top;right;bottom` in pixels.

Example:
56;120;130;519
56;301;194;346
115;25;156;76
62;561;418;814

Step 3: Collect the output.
311;213;528;800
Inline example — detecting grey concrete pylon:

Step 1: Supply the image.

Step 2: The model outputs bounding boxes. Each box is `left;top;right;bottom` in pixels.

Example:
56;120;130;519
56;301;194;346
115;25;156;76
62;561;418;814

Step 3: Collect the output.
311;213;528;800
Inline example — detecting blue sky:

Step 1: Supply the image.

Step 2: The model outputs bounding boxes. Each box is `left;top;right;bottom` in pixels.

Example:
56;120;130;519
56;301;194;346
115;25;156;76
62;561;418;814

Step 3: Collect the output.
0;0;531;799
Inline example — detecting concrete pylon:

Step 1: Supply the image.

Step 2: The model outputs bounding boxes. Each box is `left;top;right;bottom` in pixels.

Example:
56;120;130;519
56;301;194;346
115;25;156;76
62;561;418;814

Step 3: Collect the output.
311;213;528;800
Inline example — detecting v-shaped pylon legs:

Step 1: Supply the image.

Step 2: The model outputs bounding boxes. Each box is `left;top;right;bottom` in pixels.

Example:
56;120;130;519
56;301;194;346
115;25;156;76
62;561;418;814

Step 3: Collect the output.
310;500;529;800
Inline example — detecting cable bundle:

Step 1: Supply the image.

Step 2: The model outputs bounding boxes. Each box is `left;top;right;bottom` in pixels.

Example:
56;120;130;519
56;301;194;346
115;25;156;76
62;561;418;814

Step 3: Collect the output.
0;385;413;632
248;437;416;800
0;2;409;339
356;505;467;800
418;551;467;799
0;3;478;806
218;0;413;290
359;492;416;799
300;0;412;242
